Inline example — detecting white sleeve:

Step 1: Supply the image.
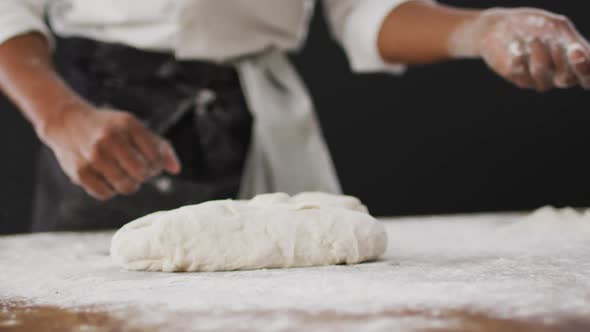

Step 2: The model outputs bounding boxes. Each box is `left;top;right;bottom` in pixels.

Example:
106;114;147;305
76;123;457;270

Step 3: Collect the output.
0;0;51;46
322;0;413;74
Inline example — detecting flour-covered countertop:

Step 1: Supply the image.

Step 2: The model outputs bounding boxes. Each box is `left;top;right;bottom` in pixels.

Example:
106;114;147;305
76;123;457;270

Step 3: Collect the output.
1;210;590;331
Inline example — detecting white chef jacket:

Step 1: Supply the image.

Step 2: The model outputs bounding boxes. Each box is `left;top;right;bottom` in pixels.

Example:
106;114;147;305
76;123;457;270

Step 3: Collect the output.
0;0;409;198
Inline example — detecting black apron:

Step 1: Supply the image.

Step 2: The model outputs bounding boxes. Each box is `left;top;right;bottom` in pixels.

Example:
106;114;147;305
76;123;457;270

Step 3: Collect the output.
31;37;252;232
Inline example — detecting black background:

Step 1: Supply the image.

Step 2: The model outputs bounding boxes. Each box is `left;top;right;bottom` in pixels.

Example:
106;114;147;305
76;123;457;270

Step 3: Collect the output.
2;1;590;234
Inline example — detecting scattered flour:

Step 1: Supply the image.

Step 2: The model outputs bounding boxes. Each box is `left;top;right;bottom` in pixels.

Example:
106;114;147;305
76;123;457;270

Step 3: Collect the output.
503;205;590;235
0;206;589;331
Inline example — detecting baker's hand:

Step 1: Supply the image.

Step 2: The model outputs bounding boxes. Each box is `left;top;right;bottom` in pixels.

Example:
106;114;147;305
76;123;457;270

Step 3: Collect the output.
39;102;181;200
450;8;590;91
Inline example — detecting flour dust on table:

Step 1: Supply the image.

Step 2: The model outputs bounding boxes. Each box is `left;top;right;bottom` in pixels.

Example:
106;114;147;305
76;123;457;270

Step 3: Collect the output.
502;205;590;235
110;192;387;272
2;206;590;331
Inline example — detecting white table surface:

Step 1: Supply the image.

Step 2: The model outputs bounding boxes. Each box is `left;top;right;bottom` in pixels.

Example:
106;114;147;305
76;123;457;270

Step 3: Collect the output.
1;211;589;331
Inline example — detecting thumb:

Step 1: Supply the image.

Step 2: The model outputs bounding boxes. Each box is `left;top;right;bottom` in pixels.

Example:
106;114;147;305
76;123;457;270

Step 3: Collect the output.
159;140;181;175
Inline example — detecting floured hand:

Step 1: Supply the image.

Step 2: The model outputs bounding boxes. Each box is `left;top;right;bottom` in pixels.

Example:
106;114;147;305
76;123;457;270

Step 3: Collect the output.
39;101;181;200
450;8;590;91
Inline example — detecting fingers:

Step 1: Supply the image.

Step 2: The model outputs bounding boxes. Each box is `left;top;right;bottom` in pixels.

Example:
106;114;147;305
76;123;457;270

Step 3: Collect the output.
506;39;590;91
61;110;183;201
76;112;182;200
159;140;182;175
566;43;590;89
127;119;181;175
75;165;115;201
550;42;577;88
505;40;535;89
558;19;590;89
487;12;590;91
87;125;148;196
91;146;140;195
127;119;163;172
527;38;554;92
108;132;151;182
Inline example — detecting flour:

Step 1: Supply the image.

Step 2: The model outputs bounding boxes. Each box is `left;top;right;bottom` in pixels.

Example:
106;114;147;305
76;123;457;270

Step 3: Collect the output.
110;192;384;272
502;206;590;236
1;207;589;331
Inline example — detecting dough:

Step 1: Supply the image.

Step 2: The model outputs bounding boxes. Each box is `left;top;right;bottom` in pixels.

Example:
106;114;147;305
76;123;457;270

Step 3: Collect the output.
110;192;387;272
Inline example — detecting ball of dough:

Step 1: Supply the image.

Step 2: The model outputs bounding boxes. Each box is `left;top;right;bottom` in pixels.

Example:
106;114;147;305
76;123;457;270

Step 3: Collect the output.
110;192;386;272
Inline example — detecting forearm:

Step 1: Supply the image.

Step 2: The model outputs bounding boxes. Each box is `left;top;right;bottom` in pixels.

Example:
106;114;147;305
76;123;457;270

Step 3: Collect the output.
377;1;481;64
0;33;86;138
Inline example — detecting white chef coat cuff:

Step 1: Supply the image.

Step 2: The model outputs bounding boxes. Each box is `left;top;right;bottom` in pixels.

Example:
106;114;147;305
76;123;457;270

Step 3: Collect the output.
0;9;53;48
339;0;414;74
